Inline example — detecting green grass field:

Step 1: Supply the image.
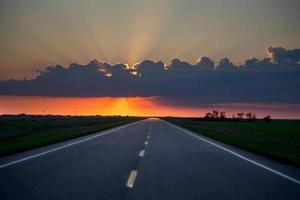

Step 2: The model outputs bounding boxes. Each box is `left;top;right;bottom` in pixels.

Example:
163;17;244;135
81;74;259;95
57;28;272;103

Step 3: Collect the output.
0;115;142;157
164;118;300;167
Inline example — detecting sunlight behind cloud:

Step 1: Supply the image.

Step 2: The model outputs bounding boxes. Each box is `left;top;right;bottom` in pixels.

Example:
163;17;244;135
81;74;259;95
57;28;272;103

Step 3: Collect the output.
1;96;299;118
127;0;174;65
0;96;205;117
1;0;300;79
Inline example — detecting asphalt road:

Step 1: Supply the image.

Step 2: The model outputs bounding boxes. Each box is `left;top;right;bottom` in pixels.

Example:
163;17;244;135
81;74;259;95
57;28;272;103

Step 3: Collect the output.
0;118;300;200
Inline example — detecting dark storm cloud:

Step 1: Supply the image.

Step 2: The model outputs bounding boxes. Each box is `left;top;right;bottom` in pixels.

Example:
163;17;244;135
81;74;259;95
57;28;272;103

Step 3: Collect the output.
0;47;300;105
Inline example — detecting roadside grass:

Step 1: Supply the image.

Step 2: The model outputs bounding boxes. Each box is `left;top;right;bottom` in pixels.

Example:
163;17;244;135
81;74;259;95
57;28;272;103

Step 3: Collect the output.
164;118;300;167
0;115;142;157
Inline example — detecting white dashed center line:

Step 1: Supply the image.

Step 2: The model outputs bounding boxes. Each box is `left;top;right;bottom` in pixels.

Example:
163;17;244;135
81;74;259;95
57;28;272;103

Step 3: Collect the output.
127;170;138;188
139;150;145;157
126;126;153;188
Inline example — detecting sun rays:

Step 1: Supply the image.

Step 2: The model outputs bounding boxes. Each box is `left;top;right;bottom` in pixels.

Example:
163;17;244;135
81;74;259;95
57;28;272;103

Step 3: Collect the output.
126;0;173;65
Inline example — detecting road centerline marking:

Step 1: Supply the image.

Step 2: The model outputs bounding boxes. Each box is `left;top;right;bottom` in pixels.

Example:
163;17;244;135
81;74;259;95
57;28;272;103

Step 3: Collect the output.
166;121;300;185
127;170;138;188
139;150;145;157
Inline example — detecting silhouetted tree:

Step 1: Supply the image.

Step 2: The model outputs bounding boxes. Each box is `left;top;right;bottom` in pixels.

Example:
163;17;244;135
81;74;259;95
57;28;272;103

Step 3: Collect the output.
246;112;254;121
237;113;244;120
204;112;213;120
212;110;219;119
252;114;256;122
263;115;271;123
220;111;226;120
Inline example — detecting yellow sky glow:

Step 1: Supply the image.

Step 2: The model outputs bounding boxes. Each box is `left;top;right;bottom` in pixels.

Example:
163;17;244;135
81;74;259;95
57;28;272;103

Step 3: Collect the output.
0;96;203;117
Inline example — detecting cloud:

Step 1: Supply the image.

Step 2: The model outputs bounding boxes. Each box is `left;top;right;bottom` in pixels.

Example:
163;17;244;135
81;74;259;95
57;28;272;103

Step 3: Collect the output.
133;60;165;77
267;47;300;64
197;56;215;69
216;58;237;70
0;47;300;106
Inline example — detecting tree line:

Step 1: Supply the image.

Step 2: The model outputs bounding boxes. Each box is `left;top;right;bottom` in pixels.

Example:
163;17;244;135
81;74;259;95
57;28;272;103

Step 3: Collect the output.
203;110;271;122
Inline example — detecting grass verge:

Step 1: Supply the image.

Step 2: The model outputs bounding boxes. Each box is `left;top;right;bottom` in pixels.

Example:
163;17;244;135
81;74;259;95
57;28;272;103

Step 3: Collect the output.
163;117;300;168
0;115;142;157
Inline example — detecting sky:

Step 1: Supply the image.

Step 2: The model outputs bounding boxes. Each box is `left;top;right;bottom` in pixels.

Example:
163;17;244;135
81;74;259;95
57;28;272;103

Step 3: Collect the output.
0;0;300;79
1;96;299;119
0;0;300;118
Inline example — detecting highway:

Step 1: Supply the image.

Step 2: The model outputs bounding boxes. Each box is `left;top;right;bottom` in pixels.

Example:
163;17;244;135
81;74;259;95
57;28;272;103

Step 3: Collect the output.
0;118;300;200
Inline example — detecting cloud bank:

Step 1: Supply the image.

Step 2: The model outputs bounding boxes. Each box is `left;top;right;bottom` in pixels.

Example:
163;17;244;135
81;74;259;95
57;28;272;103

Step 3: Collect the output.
1;47;300;106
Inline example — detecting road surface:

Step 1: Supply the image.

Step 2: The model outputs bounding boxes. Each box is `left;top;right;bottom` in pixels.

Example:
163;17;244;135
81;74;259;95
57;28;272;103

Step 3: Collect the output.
0;118;300;200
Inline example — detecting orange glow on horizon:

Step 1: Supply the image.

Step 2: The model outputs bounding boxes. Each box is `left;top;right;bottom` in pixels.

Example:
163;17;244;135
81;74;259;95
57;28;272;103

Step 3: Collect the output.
0;96;203;117
1;96;299;119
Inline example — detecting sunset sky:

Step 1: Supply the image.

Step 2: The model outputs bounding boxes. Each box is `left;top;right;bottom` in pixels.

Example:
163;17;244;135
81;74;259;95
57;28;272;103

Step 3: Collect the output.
0;0;300;118
1;0;300;79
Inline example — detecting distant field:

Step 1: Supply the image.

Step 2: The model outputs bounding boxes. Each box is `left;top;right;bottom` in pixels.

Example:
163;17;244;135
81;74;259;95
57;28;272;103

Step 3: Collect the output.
0;115;142;157
164;118;300;167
